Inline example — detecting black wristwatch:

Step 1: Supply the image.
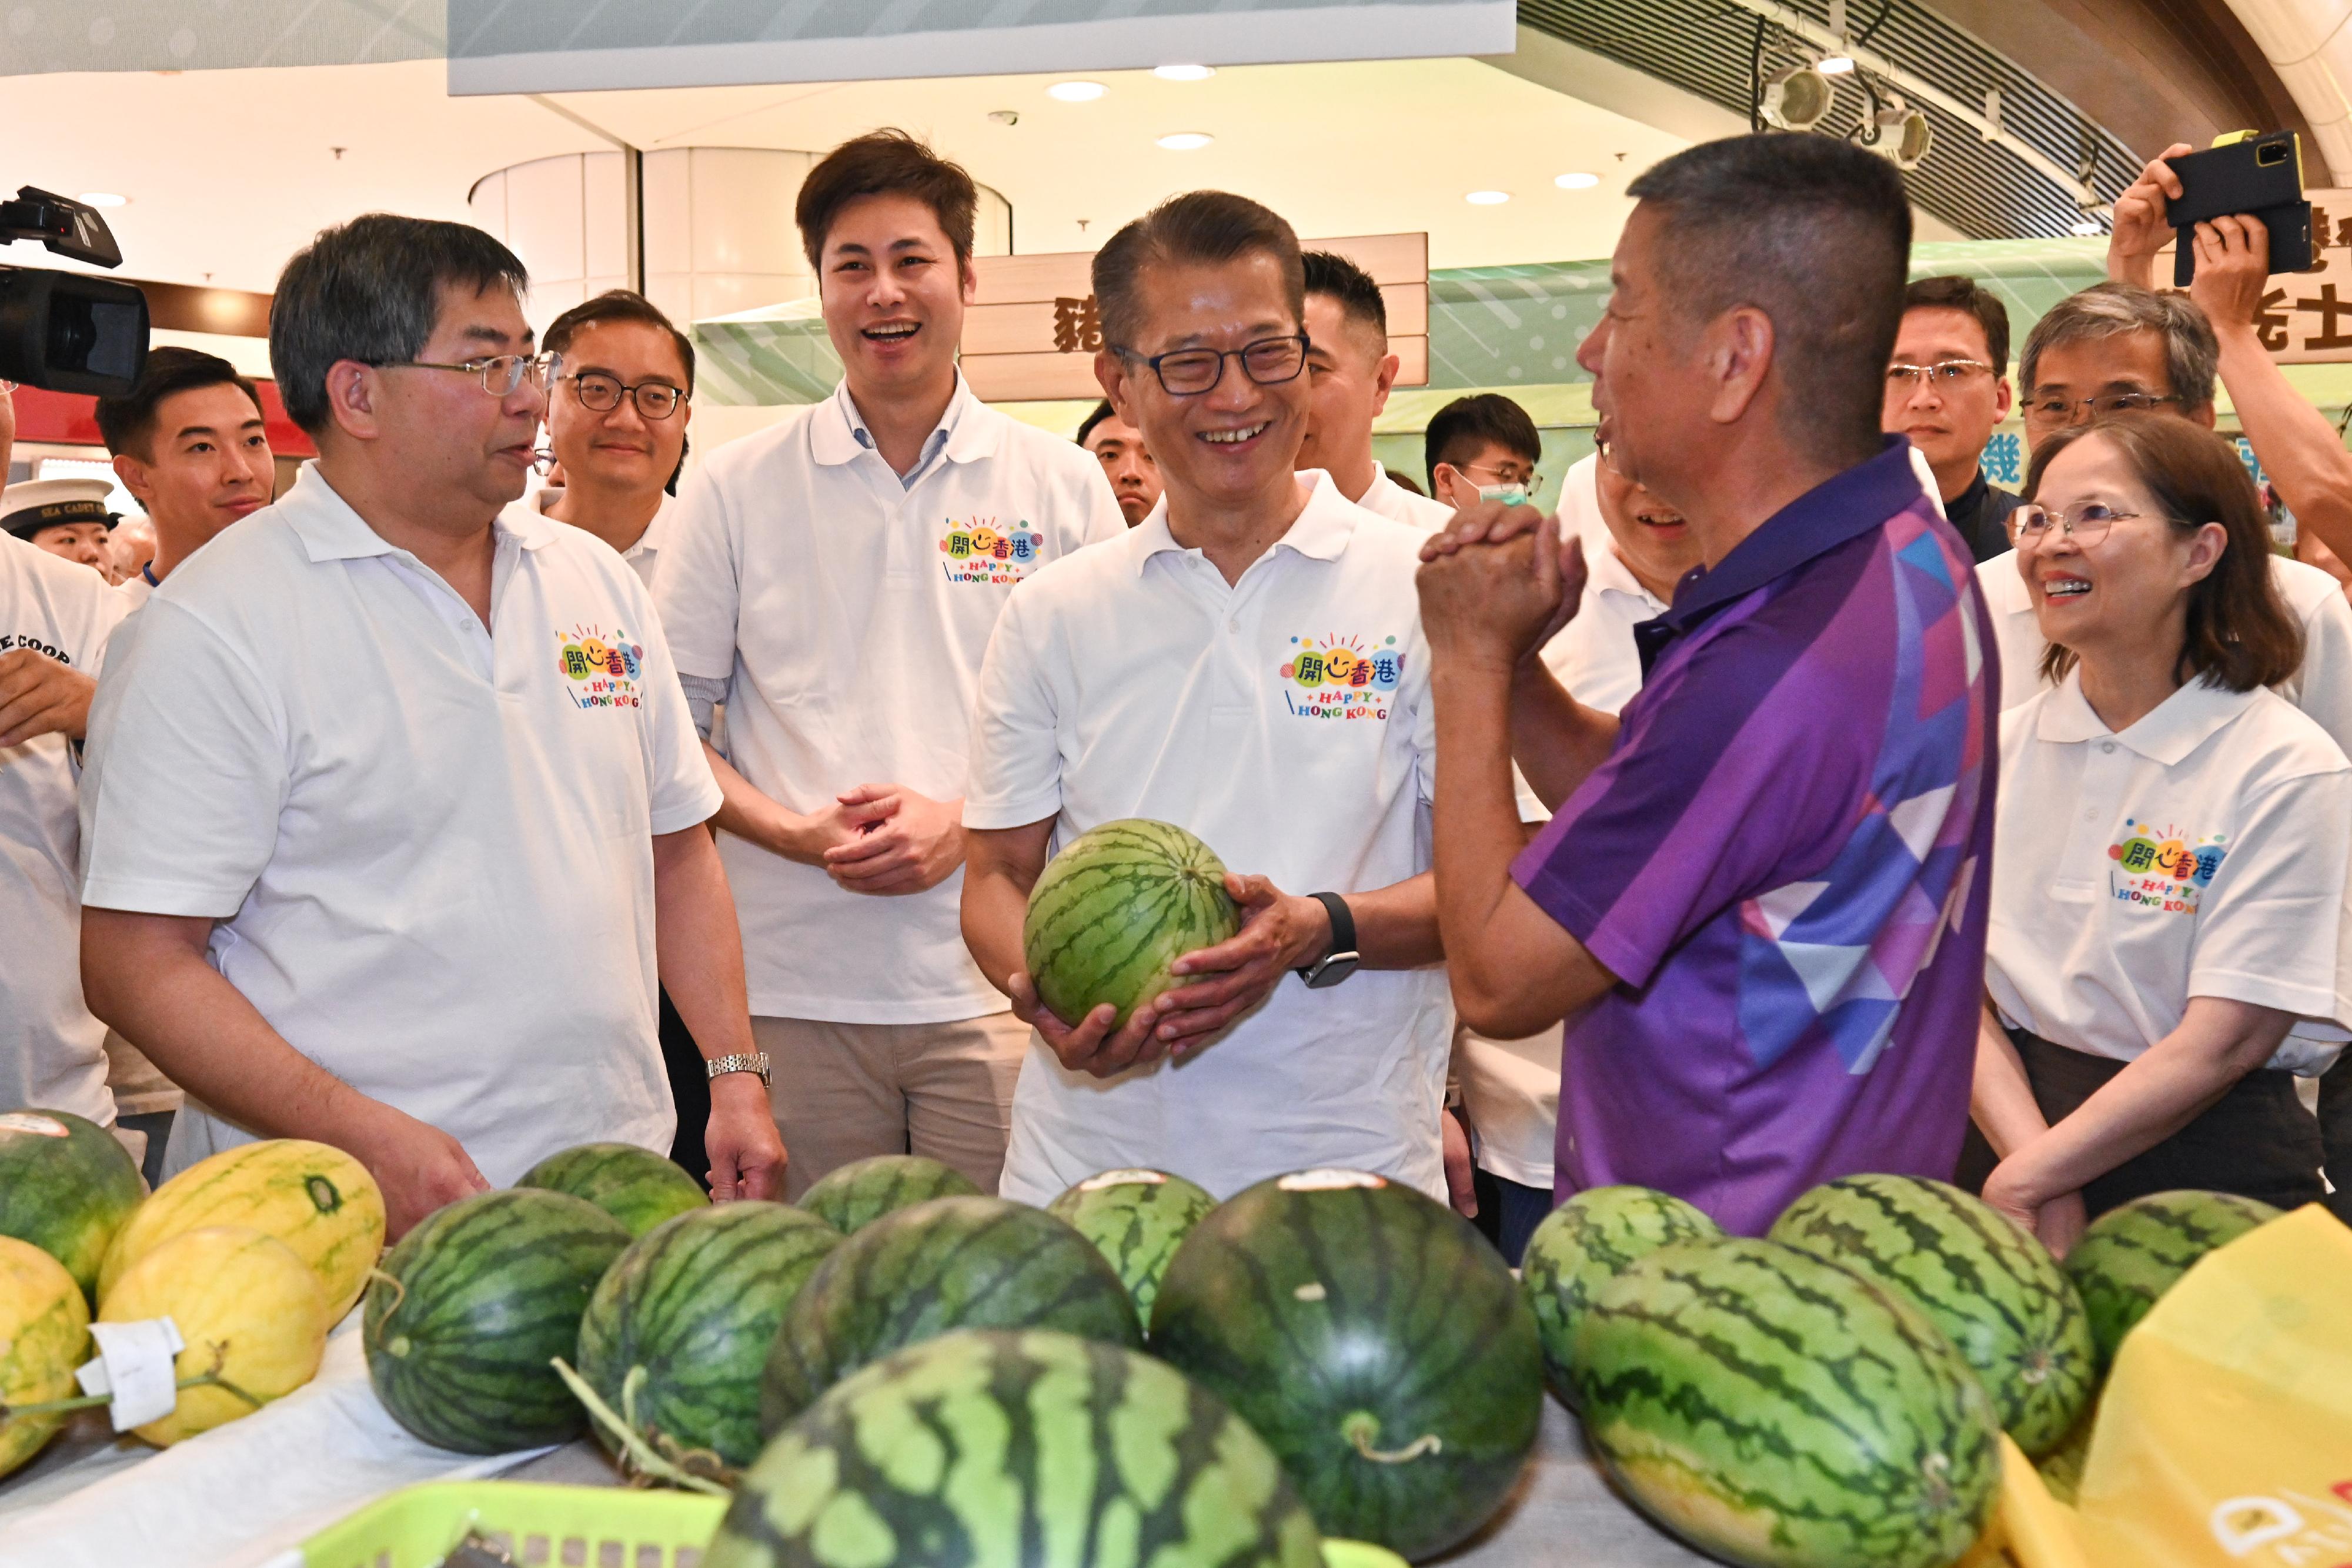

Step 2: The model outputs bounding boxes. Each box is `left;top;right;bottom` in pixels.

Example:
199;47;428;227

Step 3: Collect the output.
1295;892;1360;989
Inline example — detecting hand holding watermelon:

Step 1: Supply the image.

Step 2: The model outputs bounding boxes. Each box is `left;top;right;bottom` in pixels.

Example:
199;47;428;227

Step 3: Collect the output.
1147;872;1332;1049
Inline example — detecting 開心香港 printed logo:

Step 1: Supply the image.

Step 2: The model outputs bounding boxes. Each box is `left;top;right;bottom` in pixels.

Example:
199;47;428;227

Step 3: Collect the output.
940;517;1043;584
1281;634;1402;720
555;624;643;710
2108;816;2226;914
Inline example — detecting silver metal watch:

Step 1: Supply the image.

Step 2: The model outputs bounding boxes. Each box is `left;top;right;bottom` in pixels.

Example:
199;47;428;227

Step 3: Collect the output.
704;1051;771;1086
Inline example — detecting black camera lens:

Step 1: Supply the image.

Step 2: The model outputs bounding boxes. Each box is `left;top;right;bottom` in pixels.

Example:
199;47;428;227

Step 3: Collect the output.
46;299;95;367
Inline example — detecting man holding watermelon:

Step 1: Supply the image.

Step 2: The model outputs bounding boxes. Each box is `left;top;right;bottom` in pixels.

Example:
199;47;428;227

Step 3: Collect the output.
1416;135;1999;1238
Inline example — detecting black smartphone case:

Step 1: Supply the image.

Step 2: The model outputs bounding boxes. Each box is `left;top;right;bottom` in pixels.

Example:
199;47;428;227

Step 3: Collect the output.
2173;199;2314;285
2167;133;2304;226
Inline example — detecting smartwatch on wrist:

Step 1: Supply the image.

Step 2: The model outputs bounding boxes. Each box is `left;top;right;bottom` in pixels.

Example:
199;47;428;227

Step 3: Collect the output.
1295;891;1360;989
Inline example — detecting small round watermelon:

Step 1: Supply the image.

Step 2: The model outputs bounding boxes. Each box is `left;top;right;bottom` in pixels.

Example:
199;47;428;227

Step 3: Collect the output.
711;1329;1324;1568
1023;818;1241;1030
1150;1168;1542;1561
363;1189;632;1453
1771;1174;2096;1457
1047;1166;1217;1321
797;1154;978;1236
1521;1185;1720;1405
2064;1189;2280;1369
517;1142;707;1238
574;1201;840;1470
760;1195;1140;1434
0;1109;144;1304
1574;1238;2002;1568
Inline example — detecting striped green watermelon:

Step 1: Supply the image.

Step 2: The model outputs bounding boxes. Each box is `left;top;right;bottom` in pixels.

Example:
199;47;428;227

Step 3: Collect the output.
760;1195;1141;1434
1573;1238;2002;1568
1023;819;1240;1030
710;1329;1324;1568
517;1142;707;1238
1521;1185;1720;1406
2064;1189;2280;1369
1046;1167;1217;1321
1150;1169;1542;1561
797;1154;978;1236
363;1189;632;1453
0;1109;143;1305
573;1201;841;1470
1770;1174;2095;1457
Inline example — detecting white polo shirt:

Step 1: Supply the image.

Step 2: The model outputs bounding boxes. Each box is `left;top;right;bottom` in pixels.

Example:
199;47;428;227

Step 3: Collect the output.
1356;469;1456;533
1;537;129;1123
527;486;676;590
1987;671;2352;1076
654;375;1124;1025
966;472;1452;1204
79;463;721;1185
1978;548;2352;755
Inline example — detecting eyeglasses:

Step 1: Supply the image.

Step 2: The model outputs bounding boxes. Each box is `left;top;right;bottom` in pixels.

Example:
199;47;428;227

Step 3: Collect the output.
2022;389;2180;426
566;372;687;420
1115;334;1309;396
371;352;562;398
1886;359;1992;389
1459;459;1544;493
2013;502;2159;549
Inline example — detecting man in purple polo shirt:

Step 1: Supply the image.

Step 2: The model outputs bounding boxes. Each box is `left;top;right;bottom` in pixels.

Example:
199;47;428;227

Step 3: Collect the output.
1418;134;1998;1237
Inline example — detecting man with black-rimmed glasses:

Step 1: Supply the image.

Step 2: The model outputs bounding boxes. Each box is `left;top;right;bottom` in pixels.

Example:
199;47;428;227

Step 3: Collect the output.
528;290;695;587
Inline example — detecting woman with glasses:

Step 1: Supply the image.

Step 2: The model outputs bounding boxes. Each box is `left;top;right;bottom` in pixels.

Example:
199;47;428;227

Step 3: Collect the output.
1968;414;2350;1251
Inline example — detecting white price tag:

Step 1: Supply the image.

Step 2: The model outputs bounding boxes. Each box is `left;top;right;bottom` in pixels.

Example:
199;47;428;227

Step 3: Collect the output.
75;1316;185;1432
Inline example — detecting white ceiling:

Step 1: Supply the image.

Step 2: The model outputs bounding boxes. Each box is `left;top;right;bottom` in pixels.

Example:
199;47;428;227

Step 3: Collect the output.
3;54;1685;299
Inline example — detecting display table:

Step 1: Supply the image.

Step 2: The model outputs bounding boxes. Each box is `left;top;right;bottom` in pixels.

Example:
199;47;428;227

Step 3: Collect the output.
0;1321;1710;1568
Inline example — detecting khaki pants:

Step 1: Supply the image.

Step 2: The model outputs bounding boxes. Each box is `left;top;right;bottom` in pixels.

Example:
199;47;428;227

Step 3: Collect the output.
753;1011;1030;1201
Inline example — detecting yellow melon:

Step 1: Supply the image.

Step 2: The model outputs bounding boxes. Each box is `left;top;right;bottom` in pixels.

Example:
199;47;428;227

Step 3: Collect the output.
0;1236;90;1478
98;1225;328;1446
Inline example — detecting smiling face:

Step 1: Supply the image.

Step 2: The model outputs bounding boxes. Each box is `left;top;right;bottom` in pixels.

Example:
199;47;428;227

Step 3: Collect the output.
817;192;974;404
2020;429;2224;667
115;382;273;558
1882;305;2009;489
1296;291;1395;491
1594;442;1703;601
546;318;691;500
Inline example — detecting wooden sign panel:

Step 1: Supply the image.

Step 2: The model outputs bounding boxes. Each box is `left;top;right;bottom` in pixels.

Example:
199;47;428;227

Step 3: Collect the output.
963;233;1428;402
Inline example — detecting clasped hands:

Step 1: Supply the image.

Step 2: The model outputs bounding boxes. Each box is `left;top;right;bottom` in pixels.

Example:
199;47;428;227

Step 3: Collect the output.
1415;498;1589;675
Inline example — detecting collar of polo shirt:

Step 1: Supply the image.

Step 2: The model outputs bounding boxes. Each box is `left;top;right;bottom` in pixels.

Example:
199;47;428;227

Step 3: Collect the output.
811;372;1003;470
1665;436;1924;631
282;463;557;564
1126;471;1357;577
2037;670;2258;765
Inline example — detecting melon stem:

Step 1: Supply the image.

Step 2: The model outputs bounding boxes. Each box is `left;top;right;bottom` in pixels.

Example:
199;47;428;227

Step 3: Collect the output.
1339;1410;1444;1464
549;1358;732;1497
0;1344;259;1425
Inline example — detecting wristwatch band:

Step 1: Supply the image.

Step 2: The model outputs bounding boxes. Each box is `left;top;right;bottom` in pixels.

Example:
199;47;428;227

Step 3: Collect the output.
704;1052;771;1086
1296;892;1361;989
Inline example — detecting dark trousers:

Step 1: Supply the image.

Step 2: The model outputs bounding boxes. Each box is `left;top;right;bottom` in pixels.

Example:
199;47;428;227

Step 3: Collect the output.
659;985;711;1191
2323;1054;2352;1226
1956;1027;2326;1218
1469;1166;1556;1267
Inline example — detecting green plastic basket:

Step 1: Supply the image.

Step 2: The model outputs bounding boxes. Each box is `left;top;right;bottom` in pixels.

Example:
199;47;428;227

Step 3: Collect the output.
300;1479;1412;1568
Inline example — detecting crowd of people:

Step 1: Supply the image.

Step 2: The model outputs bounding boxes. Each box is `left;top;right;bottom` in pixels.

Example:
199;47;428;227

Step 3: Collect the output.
2;123;2346;1260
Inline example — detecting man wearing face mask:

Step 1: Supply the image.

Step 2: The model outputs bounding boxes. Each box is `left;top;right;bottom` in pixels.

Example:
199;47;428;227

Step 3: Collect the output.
1426;393;1544;512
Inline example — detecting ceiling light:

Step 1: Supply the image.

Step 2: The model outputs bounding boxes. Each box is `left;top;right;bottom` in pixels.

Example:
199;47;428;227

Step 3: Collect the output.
76;192;128;208
1466;190;1511;206
1157;132;1214;151
1818;54;1855;74
1047;81;1107;102
2069;219;2103;236
1555;172;1599;190
1759;64;1835;132
1869;103;1933;170
1154;64;1214;81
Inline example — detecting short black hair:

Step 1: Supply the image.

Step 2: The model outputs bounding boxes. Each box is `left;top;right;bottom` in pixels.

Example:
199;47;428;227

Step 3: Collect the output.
1302;249;1386;340
95;347;262;460
1093;190;1303;352
270;213;529;436
543;289;694;390
796;129;979;269
1625;134;1911;466
1904;274;2011;377
1425;393;1541;487
1075;399;1118;446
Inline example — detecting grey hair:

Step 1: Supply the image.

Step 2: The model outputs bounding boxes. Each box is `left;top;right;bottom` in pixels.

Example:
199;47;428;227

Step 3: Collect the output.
2017;282;2218;411
269;213;529;435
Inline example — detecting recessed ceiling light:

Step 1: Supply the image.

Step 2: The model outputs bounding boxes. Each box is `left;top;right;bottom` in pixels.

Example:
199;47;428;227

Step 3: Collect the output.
1555;172;1599;189
1465;190;1511;205
1047;81;1107;102
1818;54;1855;73
1154;64;1215;81
1157;132;1215;151
76;192;128;208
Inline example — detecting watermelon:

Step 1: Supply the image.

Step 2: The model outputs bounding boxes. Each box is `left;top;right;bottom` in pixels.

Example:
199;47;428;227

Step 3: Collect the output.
0;1235;91;1480
101;1225;330;1446
574;1201;841;1470
363;1189;632;1453
1770;1174;2096;1457
0;1109;143;1305
518;1141;707;1238
797;1154;979;1236
710;1329;1324;1568
1149;1169;1542;1561
1023;818;1241;1030
101;1138;385;1319
2063;1189;2280;1369
760;1195;1140;1433
1572;1238;2002;1568
1521;1185;1721;1405
1046;1166;1218;1321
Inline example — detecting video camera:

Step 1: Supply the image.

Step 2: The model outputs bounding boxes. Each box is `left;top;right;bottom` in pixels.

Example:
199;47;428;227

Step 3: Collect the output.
1;187;150;396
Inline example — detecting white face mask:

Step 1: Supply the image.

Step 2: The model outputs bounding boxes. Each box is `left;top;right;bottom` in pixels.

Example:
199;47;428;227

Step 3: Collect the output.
1475;482;1529;508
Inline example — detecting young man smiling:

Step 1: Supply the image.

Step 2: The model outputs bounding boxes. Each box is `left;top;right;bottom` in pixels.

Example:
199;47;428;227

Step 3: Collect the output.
656;132;1123;1200
97;348;275;604
959;191;1459;1202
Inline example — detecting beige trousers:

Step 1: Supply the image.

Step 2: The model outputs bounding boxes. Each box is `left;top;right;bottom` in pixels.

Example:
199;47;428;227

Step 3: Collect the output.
752;1011;1031;1202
